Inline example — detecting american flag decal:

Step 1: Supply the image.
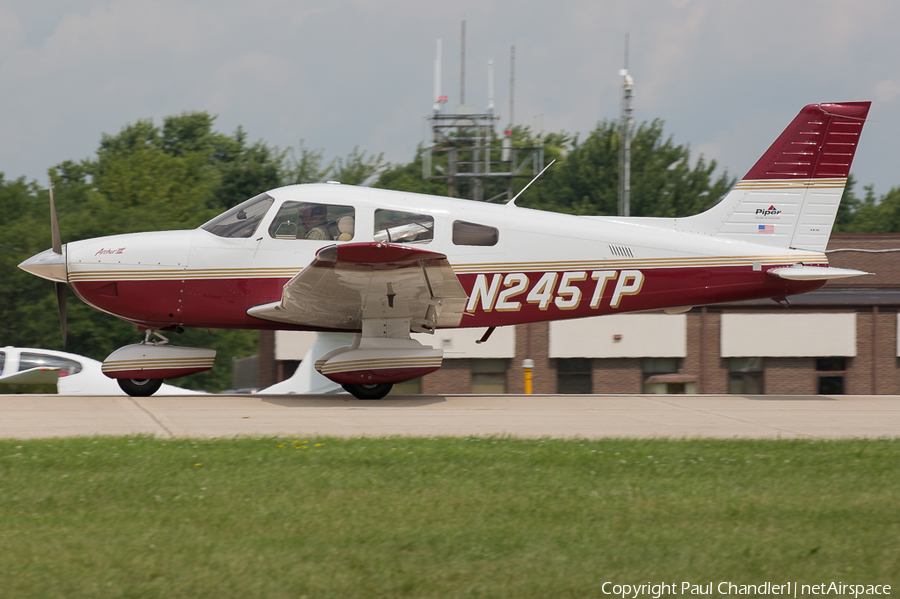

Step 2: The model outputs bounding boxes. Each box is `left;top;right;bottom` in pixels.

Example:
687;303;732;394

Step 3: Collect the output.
758;224;774;234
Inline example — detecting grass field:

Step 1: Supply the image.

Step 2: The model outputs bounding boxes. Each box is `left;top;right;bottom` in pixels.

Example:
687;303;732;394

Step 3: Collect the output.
0;436;898;598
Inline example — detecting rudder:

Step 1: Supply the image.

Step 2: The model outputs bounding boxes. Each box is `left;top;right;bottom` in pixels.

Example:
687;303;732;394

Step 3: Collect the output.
677;102;871;251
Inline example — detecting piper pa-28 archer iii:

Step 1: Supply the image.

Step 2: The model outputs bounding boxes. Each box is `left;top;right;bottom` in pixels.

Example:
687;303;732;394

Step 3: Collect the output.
20;101;871;399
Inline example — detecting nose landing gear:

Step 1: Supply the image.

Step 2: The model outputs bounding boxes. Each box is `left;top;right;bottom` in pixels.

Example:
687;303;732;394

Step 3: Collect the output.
118;377;163;397
102;329;216;397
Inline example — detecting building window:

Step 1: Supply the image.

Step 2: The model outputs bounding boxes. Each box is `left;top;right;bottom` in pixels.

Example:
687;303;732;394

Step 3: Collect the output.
728;357;764;394
470;359;507;394
816;357;847;395
642;358;695;394
557;358;592;394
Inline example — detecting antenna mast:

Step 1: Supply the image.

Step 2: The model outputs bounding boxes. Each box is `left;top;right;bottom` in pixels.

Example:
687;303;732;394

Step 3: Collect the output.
509;45;515;130
433;39;444;113
487;59;494;112
618;34;634;217
460;20;466;105
423;32;543;203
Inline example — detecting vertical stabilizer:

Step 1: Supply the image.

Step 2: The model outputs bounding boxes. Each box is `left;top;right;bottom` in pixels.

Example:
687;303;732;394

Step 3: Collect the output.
677;102;870;251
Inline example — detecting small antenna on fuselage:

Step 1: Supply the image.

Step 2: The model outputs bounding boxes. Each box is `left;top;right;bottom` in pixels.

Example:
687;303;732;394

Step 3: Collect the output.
507;159;555;207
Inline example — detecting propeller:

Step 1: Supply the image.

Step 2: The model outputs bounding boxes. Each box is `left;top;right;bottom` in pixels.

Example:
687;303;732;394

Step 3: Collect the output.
49;180;67;347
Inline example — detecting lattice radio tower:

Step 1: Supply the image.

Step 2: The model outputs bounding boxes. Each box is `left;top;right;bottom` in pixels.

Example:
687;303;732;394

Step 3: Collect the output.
422;21;544;202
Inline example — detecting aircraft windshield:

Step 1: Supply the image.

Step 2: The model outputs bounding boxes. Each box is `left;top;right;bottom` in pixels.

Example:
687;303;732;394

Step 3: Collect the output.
202;193;275;238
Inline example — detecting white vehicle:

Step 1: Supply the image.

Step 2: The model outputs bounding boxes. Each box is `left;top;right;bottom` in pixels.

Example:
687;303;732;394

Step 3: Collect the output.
20;102;872;399
0;346;200;395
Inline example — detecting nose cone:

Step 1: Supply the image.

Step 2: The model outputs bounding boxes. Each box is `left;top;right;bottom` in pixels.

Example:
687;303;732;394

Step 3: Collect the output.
19;246;68;283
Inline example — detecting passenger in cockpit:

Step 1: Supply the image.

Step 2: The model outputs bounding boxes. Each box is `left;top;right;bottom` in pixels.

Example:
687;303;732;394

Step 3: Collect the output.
336;215;355;241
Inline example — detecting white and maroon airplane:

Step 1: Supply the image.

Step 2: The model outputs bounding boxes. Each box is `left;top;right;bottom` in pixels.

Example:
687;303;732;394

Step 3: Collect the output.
20;101;871;398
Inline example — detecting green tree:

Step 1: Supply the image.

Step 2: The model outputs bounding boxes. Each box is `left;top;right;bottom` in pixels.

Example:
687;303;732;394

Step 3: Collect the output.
834;174;862;233
93;112;284;215
283;142;385;186
844;185;900;233
0;113;290;391
374;147;448;196
329;147;385;185
282;141;329;185
525;119;734;216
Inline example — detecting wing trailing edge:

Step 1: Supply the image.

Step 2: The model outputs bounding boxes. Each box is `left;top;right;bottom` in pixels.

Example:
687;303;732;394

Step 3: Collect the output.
247;242;469;332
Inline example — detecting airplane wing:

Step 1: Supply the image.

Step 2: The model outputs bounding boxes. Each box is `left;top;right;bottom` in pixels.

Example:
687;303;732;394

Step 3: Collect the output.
0;367;60;394
247;242;469;333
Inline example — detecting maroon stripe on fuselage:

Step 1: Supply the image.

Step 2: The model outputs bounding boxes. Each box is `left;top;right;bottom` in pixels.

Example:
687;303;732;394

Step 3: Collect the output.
71;277;291;330
102;367;213;380
70;264;826;331
455;268;825;327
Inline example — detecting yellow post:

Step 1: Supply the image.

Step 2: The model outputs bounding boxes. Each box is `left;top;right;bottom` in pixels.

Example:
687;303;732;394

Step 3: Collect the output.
522;359;534;394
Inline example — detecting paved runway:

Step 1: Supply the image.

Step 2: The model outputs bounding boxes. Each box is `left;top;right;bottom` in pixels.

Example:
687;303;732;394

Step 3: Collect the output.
1;394;898;439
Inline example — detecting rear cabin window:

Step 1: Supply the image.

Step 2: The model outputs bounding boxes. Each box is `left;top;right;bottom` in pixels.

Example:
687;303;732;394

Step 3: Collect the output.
374;209;433;244
268;202;355;241
202;193;274;238
452;220;499;246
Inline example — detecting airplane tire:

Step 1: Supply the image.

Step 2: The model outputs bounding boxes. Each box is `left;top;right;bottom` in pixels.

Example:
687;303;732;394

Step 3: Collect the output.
118;378;164;397
342;383;393;400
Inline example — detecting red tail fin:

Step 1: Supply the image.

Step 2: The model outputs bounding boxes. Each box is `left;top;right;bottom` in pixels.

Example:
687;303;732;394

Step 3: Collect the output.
742;102;871;181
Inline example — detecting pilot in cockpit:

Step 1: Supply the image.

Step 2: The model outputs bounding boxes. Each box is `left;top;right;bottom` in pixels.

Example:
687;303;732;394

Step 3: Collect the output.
299;204;330;240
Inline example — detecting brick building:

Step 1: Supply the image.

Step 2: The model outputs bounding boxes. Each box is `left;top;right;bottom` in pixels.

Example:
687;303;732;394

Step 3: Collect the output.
260;234;900;395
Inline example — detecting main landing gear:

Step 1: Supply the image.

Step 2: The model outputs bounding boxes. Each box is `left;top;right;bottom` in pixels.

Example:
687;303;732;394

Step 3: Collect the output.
117;377;163;397
341;383;393;400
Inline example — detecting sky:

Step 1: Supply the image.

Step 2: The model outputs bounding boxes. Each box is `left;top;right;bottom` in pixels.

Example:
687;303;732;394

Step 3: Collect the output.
2;0;899;197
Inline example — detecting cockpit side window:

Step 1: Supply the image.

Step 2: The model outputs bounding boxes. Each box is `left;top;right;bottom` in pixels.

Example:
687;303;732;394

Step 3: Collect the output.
202;193;274;238
452;220;499;246
374;209;434;244
268;202;355;241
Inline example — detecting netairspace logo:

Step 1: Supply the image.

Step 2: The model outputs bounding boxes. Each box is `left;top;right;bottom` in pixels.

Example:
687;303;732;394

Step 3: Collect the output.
600;581;892;598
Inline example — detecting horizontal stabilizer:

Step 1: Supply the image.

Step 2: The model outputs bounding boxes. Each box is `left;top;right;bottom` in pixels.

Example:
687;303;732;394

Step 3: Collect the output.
767;266;870;281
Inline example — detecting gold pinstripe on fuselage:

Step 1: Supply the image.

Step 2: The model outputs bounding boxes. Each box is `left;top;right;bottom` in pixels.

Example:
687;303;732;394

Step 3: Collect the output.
732;177;846;191
68;253;826;282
